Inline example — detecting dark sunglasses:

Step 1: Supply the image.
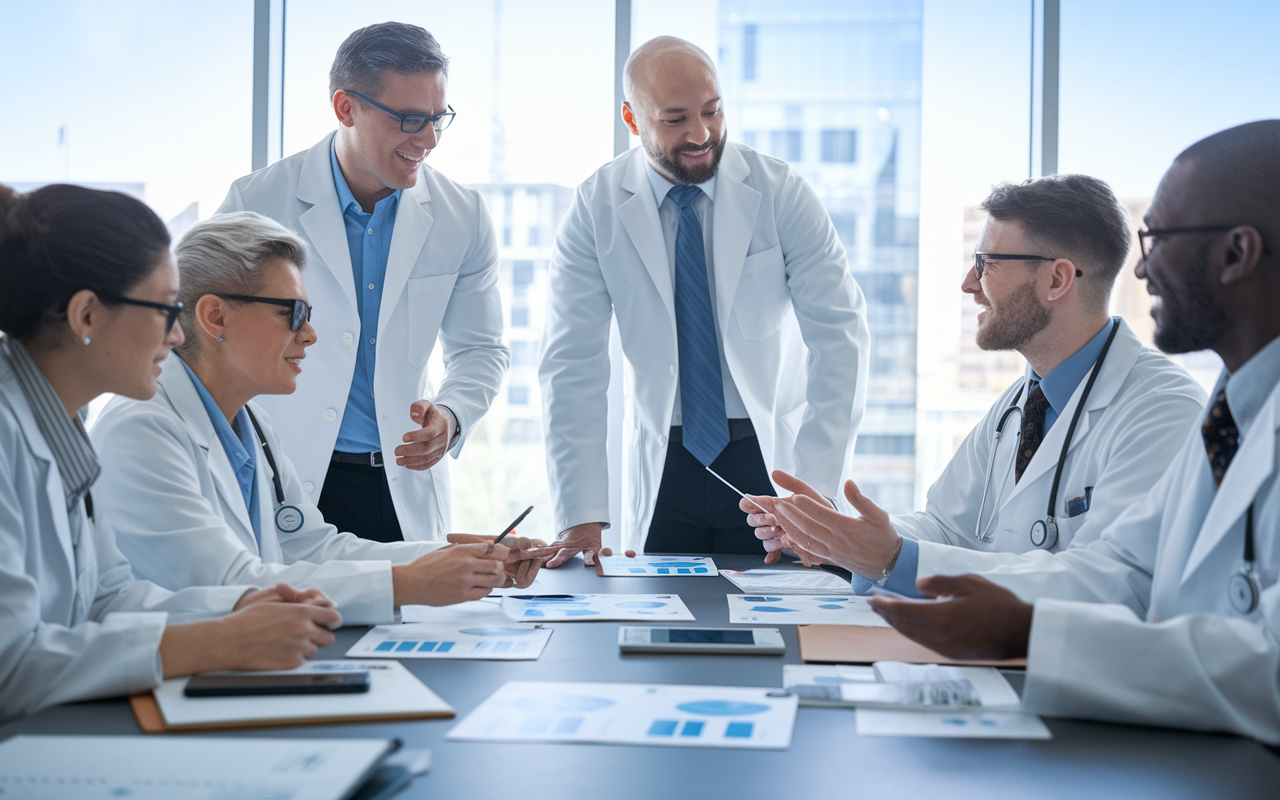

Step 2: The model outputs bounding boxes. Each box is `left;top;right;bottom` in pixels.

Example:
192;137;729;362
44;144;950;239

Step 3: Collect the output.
219;295;313;332
97;293;184;332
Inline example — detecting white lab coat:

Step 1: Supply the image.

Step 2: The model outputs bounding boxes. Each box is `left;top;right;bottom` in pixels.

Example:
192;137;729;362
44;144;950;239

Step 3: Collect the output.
975;373;1280;744
540;143;870;551
90;355;447;626
896;320;1206;558
0;352;248;721
217;132;510;541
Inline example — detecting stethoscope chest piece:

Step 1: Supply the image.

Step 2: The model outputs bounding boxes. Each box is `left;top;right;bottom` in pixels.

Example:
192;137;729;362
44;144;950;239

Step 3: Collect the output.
1228;569;1260;614
275;504;304;534
1029;517;1058;549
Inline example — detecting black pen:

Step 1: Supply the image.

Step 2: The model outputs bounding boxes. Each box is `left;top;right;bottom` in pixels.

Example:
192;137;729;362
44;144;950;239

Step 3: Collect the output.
488;505;534;553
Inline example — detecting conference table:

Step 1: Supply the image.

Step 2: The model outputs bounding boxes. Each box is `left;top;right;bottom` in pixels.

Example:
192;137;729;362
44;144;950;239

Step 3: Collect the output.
3;553;1277;799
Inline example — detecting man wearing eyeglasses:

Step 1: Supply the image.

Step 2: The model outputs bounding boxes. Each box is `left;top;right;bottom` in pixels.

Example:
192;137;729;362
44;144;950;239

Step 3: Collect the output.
217;22;508;543
862;120;1280;745
746;173;1205;597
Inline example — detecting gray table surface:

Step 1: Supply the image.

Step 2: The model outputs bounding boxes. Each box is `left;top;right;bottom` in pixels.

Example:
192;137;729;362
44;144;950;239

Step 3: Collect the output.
3;553;1278;799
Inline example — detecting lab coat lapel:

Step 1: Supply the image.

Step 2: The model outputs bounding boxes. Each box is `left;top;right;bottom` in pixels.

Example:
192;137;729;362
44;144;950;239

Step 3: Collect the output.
616;150;676;326
0;370;77;576
1001;321;1141;507
297;133;358;314
710;145;762;335
379;177;433;338
1182;387;1279;583
157;359;258;542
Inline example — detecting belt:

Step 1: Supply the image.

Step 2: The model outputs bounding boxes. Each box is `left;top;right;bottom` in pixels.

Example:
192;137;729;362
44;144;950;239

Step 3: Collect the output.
668;418;755;444
331;450;384;467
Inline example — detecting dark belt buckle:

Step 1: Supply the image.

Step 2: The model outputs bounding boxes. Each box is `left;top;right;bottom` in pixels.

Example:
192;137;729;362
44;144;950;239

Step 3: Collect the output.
369;451;384;467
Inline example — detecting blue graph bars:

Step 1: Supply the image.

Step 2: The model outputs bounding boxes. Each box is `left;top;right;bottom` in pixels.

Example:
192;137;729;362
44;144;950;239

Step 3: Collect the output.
646;719;747;739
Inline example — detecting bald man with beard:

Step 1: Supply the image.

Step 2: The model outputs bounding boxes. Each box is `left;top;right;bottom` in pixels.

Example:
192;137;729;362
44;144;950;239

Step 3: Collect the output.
535;36;870;566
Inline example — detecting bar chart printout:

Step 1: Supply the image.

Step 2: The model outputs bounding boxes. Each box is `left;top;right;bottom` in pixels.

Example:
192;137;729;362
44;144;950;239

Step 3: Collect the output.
447;682;797;750
346;623;553;660
597;555;719;576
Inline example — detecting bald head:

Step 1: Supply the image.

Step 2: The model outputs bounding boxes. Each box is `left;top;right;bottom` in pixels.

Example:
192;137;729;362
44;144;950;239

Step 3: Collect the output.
624;36;719;115
1172;119;1280;231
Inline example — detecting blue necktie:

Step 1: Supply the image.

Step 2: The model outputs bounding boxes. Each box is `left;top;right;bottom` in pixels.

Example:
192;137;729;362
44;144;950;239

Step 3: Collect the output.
669;184;729;467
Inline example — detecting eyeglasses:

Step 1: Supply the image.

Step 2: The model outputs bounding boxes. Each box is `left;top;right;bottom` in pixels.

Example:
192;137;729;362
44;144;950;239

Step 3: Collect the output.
345;90;456;134
973;253;1082;280
98;293;184;332
219;295;313;332
1138;224;1272;261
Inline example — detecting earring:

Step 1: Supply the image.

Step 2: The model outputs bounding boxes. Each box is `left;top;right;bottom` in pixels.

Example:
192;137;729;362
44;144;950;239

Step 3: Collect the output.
82;337;91;346
218;335;225;342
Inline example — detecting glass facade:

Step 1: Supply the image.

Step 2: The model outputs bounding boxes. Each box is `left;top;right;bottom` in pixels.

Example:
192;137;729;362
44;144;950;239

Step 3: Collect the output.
718;0;923;513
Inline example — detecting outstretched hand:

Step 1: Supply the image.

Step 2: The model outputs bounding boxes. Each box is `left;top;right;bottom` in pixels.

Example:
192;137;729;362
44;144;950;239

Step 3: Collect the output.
763;479;902;578
867;574;1033;661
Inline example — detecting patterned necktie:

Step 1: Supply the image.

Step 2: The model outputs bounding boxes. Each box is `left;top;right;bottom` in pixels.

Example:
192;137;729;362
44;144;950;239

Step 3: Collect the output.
1015;383;1050;483
1202;387;1239;487
669;184;729;467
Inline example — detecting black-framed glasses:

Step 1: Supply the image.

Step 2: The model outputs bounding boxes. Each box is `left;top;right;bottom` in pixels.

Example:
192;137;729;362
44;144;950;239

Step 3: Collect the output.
98;293;184;332
219;295;313;332
1138;224;1272;261
345;90;455;134
973;253;1082;280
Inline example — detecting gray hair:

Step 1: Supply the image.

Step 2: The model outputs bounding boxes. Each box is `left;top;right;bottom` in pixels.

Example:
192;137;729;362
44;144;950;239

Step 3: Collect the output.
329;22;449;99
173;212;307;358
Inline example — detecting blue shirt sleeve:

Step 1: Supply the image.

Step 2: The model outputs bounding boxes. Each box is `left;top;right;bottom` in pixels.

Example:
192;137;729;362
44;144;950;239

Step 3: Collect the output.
851;537;922;598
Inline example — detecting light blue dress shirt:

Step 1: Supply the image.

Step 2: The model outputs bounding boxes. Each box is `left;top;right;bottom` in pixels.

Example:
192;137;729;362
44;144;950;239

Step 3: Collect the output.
331;140;401;453
180;359;261;543
865;317;1120;597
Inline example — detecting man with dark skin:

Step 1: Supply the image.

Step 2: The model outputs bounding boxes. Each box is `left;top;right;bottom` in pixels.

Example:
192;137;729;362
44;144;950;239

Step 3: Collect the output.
860;120;1280;742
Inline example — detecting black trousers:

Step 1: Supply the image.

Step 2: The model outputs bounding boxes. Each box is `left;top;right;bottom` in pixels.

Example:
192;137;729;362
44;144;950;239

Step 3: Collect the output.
317;461;404;543
644;432;777;555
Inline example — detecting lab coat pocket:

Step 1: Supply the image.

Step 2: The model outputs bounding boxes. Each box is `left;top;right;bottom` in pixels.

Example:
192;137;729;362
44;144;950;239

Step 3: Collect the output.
402;273;458;369
733;245;789;341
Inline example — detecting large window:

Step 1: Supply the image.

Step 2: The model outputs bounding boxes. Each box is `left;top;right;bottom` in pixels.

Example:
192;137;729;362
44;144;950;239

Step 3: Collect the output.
0;1;254;229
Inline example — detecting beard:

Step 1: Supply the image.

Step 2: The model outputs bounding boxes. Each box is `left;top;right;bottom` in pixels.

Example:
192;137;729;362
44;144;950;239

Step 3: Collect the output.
1151;242;1228;354
975;280;1052;351
641;127;727;185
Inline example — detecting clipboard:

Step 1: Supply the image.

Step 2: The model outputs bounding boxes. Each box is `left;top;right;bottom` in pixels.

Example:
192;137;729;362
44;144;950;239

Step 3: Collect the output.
798;625;1026;668
129;692;453;733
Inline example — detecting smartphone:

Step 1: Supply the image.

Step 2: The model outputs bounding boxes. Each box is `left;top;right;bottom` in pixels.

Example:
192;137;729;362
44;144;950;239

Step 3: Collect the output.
183;671;371;697
618;627;785;655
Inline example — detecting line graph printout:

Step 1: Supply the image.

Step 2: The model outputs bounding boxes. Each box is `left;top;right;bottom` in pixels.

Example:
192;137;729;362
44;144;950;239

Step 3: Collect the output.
346;622;552;660
727;594;891;627
448;681;797;750
720;568;856;594
597;555;719;576
501;594;695;622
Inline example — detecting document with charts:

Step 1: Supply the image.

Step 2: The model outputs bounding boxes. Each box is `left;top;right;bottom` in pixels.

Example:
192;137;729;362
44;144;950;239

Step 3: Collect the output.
0;734;400;800
597;555;718;576
347;622;552;660
856;708;1052;740
501;593;695;622
727;594;891;627
448;681;797;750
719;568;856;594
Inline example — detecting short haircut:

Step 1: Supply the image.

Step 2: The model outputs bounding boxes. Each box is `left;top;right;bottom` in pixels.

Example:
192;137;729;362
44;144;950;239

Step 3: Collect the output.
0;184;170;341
981;174;1131;312
173;212;307;359
329;22;449;99
1174;119;1280;220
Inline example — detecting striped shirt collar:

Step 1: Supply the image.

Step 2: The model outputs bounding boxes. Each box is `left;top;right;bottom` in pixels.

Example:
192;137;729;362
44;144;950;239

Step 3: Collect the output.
0;336;100;509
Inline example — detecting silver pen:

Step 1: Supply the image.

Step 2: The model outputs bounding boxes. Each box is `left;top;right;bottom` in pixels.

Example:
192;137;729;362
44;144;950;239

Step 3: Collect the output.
705;466;768;513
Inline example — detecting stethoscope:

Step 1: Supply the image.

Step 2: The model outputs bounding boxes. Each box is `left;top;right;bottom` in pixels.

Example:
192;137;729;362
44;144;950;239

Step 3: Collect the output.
245;408;305;534
974;321;1120;549
1229;504;1260;614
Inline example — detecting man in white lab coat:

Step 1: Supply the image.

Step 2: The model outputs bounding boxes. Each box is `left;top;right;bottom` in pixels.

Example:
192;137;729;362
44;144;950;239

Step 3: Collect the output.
865;120;1280;744
749;174;1205;593
536;36;869;565
218;23;508;542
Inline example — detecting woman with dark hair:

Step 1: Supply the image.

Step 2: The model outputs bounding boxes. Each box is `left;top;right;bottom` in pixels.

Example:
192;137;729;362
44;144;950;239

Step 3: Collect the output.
0;183;342;721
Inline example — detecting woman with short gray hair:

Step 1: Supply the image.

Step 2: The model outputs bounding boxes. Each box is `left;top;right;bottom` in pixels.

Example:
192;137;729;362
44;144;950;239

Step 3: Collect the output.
91;212;542;625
